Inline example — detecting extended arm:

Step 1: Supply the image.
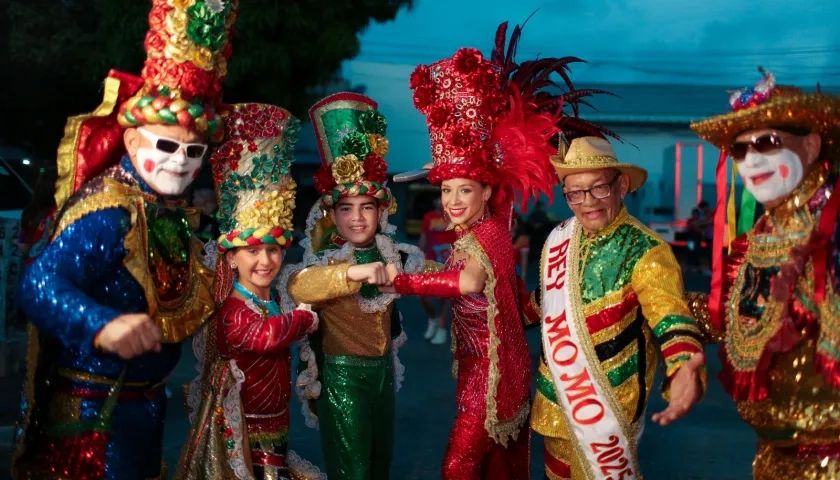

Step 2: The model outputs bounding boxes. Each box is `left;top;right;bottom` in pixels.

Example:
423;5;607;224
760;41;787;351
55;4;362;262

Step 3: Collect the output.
222;306;315;354
18;208;128;352
287;263;362;305
632;244;706;387
393;256;487;297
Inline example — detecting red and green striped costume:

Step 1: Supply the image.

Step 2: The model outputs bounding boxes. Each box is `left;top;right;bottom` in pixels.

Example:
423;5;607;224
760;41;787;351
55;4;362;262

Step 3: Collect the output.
524;208;706;480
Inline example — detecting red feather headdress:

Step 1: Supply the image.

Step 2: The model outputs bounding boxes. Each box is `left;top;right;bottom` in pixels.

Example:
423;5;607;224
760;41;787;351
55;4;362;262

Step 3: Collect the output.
404;20;618;222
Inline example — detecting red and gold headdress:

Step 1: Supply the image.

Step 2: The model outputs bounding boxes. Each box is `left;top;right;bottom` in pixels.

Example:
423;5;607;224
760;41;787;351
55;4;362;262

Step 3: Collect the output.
400;21;617;218
116;0;238;141
210;103;299;253
53;0;238;214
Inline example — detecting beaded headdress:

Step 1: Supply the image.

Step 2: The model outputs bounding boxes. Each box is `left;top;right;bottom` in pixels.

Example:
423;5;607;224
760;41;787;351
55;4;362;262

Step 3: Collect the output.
210;103;300;253
399;22;617;218
53;0;238;214
310;92;392;208
116;0;237;141
691;69;840;153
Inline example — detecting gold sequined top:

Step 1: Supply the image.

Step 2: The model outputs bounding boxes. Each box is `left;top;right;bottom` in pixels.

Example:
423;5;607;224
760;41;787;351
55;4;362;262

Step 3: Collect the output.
287;261;392;357
716;167;840;448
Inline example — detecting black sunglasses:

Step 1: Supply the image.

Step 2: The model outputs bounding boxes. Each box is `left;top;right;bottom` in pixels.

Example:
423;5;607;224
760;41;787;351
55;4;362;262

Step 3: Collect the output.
729;133;786;162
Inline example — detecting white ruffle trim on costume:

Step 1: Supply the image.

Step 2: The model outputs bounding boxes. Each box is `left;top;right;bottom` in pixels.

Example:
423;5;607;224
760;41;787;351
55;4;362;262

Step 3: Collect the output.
224;360;252;480
201;239;219;271
288;450;328;480
295;338;321;430
186;323;208;425
391;327;408;393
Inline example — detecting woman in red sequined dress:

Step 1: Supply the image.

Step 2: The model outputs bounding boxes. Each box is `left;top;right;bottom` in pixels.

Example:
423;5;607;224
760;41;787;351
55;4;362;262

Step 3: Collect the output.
176;103;324;480
382;21;614;480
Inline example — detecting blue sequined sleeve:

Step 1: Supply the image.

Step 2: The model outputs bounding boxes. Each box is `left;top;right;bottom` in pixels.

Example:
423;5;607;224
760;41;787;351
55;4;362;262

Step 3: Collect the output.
19;208;130;352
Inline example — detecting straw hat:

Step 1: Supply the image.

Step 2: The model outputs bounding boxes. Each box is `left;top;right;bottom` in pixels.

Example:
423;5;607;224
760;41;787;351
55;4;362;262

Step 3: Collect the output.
690;70;840;153
550;136;647;192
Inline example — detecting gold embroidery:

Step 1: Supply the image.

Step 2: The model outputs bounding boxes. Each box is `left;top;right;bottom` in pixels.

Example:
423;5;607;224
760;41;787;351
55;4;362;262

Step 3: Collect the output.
454;232;529;446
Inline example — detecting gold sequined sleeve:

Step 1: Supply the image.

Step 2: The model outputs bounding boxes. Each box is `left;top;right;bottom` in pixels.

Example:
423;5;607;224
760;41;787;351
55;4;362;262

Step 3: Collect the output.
684;291;725;344
421;260;445;273
631;243;707;391
287;263;362;306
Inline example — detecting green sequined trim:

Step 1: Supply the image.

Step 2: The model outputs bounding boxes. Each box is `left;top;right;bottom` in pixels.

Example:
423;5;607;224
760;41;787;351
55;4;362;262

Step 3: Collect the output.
324;353;389;367
537;373;558;404
354;246;385;298
579;223;658;305
665;353;693;371
653;314;697;338
606;351;639;388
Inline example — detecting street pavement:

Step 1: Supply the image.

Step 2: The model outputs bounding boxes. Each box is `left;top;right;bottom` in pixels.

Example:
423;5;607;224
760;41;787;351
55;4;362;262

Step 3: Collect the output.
0;270;755;479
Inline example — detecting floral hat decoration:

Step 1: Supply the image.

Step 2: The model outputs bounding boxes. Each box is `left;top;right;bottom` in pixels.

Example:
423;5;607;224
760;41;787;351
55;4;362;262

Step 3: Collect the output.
210;103;300;253
117;0;238;141
691;68;840;153
53;0;239;216
310;92;392;208
398;21;618;223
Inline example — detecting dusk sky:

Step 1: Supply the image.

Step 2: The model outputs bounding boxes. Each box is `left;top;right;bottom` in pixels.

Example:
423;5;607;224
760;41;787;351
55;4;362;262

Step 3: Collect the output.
352;0;840;86
337;0;840;179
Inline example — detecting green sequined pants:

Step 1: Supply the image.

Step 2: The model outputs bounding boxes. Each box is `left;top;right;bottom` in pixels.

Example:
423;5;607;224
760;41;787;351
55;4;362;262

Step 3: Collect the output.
317;354;394;480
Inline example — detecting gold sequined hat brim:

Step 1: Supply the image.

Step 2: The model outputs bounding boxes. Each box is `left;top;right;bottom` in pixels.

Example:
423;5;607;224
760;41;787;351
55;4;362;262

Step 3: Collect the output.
690;93;840;152
550;156;648;193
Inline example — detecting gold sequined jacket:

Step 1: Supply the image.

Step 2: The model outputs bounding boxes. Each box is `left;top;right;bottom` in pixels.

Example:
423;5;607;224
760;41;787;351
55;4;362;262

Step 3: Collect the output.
690;168;840;480
524;208;706;440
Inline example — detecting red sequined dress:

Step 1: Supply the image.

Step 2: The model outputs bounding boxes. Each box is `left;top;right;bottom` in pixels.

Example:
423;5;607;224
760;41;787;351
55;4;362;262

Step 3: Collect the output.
397;218;531;480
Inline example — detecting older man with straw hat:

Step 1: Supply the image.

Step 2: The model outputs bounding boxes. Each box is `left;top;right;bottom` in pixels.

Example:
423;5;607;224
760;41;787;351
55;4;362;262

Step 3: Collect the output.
521;136;707;479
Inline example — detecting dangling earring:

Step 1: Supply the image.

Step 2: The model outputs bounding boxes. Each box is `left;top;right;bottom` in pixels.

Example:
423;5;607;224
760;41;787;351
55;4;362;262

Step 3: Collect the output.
231;261;238;269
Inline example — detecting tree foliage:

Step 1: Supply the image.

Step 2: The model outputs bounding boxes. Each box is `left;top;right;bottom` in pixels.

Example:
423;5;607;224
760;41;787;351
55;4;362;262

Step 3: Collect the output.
0;0;413;160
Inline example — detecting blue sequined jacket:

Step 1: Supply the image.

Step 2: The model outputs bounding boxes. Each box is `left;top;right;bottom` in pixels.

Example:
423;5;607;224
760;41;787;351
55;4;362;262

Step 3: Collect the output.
12;156;214;479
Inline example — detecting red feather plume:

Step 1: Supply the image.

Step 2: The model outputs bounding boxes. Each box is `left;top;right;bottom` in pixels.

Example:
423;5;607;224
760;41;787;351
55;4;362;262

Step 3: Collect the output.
487;19;621;221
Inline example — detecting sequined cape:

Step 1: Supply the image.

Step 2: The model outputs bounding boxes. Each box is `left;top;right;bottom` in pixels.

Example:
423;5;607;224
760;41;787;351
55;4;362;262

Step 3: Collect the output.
524;208;706;441
450;216;532;446
175;297;324;480
708;169;840;479
12;157;214;480
280;233;426;429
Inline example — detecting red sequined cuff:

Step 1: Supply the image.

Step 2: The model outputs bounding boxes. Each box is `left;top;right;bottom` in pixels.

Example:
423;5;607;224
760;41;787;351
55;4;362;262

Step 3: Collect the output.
394;271;462;298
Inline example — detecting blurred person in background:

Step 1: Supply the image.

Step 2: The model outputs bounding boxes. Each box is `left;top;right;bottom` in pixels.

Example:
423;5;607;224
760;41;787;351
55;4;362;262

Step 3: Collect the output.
418;196;455;344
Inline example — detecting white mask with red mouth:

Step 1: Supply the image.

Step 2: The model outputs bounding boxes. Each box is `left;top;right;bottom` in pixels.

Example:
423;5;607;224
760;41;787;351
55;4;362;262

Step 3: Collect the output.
135;128;206;196
737;148;804;204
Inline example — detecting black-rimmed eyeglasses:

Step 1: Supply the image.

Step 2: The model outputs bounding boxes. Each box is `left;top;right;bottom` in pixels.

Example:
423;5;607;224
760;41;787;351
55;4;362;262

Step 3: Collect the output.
563;175;619;205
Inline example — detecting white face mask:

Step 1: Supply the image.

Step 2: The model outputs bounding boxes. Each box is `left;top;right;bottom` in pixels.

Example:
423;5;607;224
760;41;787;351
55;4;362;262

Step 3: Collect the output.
135;128;206;196
737;148;804;204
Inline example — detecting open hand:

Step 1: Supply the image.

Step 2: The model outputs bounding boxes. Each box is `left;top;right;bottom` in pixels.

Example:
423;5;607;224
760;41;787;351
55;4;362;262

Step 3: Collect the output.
652;352;705;426
96;313;162;360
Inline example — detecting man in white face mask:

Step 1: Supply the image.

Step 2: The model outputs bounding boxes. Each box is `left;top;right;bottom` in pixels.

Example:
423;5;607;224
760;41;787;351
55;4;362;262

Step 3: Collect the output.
689;70;840;479
12;1;238;478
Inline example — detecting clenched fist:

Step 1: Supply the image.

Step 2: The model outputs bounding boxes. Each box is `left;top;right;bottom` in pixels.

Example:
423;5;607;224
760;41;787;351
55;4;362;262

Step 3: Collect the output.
347;262;391;285
96;313;163;360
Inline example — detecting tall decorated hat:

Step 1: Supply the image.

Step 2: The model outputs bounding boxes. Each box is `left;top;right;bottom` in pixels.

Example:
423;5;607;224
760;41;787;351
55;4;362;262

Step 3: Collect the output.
310;93;392;208
303;92;397;254
54;0;238;214
398;21;617;219
210;103;300;254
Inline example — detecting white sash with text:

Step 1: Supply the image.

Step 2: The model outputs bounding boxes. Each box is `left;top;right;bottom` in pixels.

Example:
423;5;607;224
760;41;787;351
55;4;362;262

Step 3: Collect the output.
541;219;639;480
